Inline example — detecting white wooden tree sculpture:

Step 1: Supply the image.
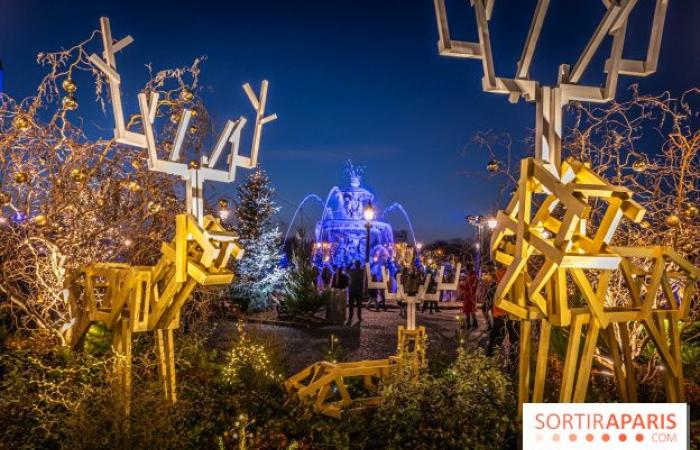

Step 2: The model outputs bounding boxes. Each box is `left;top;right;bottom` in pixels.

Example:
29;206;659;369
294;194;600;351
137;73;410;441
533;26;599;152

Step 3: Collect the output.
434;0;699;413
65;17;276;410
89;17;276;225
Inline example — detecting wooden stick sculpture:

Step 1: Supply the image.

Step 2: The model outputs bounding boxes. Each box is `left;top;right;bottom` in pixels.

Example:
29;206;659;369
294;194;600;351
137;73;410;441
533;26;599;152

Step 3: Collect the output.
433;0;699;412
64;17;276;409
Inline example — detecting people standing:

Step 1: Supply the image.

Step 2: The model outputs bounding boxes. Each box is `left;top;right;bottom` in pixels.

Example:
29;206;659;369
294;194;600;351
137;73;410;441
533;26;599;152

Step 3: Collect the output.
421;274;439;314
347;260;364;325
459;267;479;329
321;265;333;290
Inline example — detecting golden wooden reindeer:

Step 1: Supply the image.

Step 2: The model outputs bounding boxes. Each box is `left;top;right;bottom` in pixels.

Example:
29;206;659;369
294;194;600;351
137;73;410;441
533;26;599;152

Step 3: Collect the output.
433;0;699;412
64;17;276;407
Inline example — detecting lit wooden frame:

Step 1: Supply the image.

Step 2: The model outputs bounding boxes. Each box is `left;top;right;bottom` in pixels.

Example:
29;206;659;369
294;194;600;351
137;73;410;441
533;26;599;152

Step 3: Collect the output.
64;17;273;408
433;0;697;413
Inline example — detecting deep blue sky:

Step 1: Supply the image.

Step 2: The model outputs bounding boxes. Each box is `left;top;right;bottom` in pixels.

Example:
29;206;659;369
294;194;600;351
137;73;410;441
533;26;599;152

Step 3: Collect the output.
1;0;699;241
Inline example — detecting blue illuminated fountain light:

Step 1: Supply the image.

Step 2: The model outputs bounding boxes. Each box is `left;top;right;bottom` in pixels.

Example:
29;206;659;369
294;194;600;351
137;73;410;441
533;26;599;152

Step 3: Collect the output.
285;161;417;268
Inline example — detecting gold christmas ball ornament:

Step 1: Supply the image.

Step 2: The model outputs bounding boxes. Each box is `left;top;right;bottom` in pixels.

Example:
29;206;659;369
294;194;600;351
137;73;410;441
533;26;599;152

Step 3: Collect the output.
147;201;161;214
487;159;500;173
639;219;651;229
632;159;647;173
13;172;29;184
170;113;181;124
188;125;199;135
665;214;681;227
188;160;200;170
96;198;106;207
13;115;30;132
33;214;48;227
683;204;699;219
190;109;199;118
62;95;78;111
218;198;229;209
180;88;194;102
682;243;694;253
62;78;77;94
0;192;11;204
128;181;141;193
70;168;87;182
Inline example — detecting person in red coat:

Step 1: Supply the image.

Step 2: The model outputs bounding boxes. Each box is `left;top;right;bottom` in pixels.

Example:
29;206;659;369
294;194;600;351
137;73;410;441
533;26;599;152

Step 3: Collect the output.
459;266;479;329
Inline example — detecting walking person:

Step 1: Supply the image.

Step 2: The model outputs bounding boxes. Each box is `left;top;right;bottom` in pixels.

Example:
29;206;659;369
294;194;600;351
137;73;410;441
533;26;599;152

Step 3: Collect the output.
347;260;364;325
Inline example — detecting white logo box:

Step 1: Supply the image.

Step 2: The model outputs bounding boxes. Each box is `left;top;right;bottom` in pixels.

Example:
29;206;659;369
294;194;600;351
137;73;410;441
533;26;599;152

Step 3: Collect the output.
523;403;688;450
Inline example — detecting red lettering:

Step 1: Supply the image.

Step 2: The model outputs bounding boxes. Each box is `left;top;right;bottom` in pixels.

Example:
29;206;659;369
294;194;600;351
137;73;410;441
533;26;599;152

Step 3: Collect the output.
535;414;545;430
667;413;676;429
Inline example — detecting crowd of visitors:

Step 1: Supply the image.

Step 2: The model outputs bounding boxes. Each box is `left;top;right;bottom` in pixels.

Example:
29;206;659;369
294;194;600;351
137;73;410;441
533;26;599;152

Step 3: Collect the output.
312;259;519;362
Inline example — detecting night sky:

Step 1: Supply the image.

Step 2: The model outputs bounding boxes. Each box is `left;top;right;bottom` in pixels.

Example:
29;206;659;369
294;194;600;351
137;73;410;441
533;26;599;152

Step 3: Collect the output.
1;0;699;241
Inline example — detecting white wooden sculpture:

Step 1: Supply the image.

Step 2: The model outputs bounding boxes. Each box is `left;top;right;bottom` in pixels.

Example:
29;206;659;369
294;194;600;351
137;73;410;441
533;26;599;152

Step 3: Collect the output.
89;17;277;225
433;0;699;413
423;263;462;303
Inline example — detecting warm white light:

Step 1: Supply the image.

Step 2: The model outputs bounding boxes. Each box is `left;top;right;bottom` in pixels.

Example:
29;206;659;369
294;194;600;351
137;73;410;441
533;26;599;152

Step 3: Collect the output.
363;202;375;221
219;209;230;220
416;242;423;250
474;242;481;249
123;238;133;247
487;217;498;230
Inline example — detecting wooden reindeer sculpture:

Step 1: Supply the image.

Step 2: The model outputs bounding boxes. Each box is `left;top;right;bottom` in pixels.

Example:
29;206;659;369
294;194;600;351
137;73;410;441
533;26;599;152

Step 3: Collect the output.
434;0;699;413
64;17;276;408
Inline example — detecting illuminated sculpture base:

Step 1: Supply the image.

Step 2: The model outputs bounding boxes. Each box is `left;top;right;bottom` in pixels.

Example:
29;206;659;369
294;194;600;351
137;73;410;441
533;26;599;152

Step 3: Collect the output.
65;214;240;410
491;157;699;412
284;326;427;418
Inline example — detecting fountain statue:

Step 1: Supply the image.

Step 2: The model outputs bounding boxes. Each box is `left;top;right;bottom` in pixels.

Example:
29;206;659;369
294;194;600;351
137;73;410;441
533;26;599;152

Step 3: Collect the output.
286;161;417;268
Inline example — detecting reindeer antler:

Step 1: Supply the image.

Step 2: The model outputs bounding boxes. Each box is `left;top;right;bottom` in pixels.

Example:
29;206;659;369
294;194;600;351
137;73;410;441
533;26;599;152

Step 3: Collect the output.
89;17;277;224
433;0;668;173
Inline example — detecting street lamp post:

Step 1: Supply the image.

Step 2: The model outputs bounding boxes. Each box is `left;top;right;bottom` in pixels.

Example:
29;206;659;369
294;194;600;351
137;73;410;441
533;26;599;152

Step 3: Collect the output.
466;214;497;276
363;201;375;264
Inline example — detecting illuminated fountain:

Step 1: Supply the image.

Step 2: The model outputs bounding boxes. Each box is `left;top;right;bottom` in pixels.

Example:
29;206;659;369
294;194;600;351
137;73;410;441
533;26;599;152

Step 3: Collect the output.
286;161;417;268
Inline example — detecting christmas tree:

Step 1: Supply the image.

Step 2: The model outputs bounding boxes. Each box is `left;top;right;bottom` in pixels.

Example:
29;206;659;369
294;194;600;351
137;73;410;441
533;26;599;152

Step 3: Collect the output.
231;167;285;311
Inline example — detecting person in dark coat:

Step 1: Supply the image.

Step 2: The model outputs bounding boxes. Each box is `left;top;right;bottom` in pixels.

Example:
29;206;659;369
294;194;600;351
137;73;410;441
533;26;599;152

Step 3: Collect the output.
347;260;364;324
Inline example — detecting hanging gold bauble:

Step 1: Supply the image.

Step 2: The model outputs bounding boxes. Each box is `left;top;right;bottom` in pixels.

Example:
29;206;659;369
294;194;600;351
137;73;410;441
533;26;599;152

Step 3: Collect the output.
188;125;199;135
632;159;647;173
62;78;77;94
131;160;141;170
218;198;229;209
62;95;78;111
665;214;681;227
190;109;199;118
128;181;141;193
13;115;30;132
682;243;694;253
487;160;499;173
684;204;699;219
147;201;161;214
163;141;173;152
33;214;48;227
70;168;87;182
639;220;651;229
188;160;200;170
180;88;194;102
0;192;11;204
13;172;29;184
96;198;106;207
170;113;181;124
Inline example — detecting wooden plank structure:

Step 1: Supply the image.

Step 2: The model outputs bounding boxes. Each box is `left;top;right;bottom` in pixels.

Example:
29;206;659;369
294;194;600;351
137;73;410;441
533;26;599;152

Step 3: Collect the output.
63;17;275;409
432;0;699;413
65;214;241;409
286;267;428;418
